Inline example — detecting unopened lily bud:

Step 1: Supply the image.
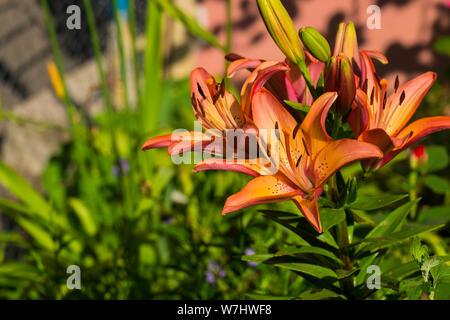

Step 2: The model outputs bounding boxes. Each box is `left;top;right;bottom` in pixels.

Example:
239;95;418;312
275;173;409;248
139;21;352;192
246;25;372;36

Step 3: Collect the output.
324;54;356;115
257;0;305;64
410;145;428;169
333;22;360;67
299;27;331;62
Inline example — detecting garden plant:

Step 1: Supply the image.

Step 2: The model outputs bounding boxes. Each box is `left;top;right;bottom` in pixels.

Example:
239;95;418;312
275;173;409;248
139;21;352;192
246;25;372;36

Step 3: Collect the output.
0;0;449;300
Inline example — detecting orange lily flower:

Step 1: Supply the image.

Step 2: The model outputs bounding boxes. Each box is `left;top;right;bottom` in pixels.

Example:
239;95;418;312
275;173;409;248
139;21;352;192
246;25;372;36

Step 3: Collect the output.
349;51;450;169
141;65;287;156
194;90;383;232
227;52;324;108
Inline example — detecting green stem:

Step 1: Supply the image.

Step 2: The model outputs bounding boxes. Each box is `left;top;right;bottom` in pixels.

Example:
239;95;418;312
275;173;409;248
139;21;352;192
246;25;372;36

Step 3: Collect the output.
128;0;141;106
297;60;316;99
328;173;354;297
336;211;354;297
409;170;419;220
112;0;131;112
331;113;342;139
84;0;129;214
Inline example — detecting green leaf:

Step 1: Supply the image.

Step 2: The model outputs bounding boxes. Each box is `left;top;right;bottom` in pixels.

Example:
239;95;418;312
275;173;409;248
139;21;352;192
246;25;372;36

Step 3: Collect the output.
354;224;445;255
411;236;429;264
284;100;311;113
260;210;330;249
434;36;450;57
298;288;346;300
399;276;427;300
13;215;55;251
245;293;295;300
69;198;97;236
350;210;377;225
0;160;52;221
274;262;338;280
431;263;450;300
421;256;441;282
275;246;343;265
348;194;408;211
335;268;359;280
155;0;225;51
319;208;345;232
424;145;449;173
386;261;420;280
365;200;418;239
241;254;274;263
423;175;450;194
418;206;450;225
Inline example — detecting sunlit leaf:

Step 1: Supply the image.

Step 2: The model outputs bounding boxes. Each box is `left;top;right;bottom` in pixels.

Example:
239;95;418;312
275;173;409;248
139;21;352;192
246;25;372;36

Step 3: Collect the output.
348;194;408;211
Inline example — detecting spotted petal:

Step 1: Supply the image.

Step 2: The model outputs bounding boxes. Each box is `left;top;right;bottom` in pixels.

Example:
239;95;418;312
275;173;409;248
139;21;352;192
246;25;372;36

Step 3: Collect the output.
292;188;323;233
222;175;301;215
313;139;383;186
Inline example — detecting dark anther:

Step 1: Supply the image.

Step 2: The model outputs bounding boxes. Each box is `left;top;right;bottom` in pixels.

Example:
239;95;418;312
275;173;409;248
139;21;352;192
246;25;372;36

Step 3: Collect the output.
399;90;406;105
292;123;300;139
197;83;207;99
295;154;302;168
302;138;310;156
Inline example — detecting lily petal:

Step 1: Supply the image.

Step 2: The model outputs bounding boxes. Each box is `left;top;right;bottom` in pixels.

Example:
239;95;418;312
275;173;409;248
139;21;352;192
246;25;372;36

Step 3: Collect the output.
167;131;214;156
313;139;383;186
252;89;298;132
301;92;337;155
241;61;290;117
193;158;274;177
292;188;323;233
222;175;301;215
227;58;263;78
359;51;381;123
358;128;406;170
362;50;388;65
382;72;437;136
377;116;450;168
348;89;370;137
142;134;175;151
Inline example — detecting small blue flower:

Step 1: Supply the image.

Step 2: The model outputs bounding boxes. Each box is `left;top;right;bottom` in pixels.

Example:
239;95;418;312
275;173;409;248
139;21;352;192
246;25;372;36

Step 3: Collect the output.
206;259;226;285
162;216;174;224
205;270;216;284
245;248;258;267
112;158;130;177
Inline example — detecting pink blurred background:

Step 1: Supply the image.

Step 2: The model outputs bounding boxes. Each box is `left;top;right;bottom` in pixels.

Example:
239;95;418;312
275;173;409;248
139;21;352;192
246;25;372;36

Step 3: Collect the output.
195;0;449;85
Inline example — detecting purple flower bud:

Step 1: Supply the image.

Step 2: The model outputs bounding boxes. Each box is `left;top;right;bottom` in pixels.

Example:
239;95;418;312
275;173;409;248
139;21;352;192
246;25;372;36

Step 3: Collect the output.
162;216;174;224
245;248;259;267
111;165;120;177
205;270;216;284
119;158;130;174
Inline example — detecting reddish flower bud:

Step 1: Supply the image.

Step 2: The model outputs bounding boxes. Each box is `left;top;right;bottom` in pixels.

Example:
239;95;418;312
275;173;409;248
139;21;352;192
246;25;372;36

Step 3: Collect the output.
410;145;428;169
324;54;356;115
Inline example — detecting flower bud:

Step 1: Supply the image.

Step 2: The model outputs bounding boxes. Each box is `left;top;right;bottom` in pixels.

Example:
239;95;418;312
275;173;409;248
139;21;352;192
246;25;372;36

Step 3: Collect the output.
47;61;66;100
299;27;331;62
324;54;356;115
333;22;360;67
410;145;428;169
257;0;305;64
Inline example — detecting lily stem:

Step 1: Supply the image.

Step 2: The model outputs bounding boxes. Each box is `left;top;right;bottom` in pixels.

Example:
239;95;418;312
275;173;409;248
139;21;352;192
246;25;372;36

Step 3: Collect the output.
336;212;354;297
331;113;342;139
296;60;317;99
409;169;419;220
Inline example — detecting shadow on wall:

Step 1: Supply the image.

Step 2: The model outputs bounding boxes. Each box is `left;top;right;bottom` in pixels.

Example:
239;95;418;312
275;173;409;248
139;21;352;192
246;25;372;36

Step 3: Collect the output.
190;0;449;83
377;3;450;80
